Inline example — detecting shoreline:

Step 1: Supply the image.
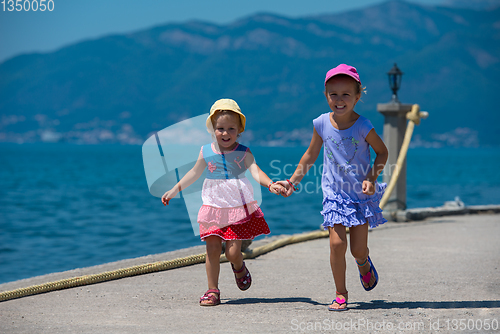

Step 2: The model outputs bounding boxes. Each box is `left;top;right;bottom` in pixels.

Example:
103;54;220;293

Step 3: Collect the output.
2;204;499;295
0;234;288;294
2;205;500;294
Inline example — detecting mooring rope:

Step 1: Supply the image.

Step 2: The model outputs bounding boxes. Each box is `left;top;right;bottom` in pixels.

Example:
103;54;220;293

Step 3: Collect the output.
1;105;426;302
0;230;330;302
379;104;428;209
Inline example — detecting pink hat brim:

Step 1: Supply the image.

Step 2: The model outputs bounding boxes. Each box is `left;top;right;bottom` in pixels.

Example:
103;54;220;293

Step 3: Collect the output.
324;64;361;85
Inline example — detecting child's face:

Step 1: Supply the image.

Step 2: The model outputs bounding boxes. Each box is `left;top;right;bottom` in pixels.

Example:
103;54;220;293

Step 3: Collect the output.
213;112;240;151
324;76;361;117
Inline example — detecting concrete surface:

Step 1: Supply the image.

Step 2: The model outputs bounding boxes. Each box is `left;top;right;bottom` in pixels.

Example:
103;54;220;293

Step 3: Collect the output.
1;214;499;333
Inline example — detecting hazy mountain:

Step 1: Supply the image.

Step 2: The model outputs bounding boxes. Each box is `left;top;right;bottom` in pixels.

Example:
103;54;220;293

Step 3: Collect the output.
1;0;499;146
443;0;500;10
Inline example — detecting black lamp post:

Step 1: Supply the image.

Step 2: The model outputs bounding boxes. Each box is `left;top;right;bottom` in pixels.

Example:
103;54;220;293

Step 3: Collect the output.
387;63;403;103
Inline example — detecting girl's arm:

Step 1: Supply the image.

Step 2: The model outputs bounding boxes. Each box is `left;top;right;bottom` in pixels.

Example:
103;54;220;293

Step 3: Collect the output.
244;149;284;194
161;150;207;205
280;127;323;196
363;129;388;195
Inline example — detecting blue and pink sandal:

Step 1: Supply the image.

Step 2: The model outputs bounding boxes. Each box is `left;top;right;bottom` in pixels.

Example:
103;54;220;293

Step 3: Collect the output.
328;291;348;311
357;256;378;291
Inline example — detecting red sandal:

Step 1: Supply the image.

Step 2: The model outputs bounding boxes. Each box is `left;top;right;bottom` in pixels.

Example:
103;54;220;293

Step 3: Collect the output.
232;261;252;291
200;289;220;306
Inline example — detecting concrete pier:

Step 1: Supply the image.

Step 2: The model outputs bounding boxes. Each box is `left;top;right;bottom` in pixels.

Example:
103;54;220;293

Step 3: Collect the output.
1;214;499;333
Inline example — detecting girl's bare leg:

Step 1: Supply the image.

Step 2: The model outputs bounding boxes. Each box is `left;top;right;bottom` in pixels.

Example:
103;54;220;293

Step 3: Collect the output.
349;223;376;289
225;240;246;279
203;236;222;304
328;225;348;310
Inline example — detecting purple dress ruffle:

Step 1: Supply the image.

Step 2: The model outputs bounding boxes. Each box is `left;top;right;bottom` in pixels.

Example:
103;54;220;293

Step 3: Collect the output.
320;183;387;229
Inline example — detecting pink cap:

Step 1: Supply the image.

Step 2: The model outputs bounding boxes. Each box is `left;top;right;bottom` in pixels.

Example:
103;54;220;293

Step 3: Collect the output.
324;64;361;86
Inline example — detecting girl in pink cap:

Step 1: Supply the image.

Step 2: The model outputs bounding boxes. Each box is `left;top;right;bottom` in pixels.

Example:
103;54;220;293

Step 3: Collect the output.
279;64;388;311
162;98;283;306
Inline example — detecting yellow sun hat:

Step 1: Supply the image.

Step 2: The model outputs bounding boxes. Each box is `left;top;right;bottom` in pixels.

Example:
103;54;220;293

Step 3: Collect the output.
206;98;246;133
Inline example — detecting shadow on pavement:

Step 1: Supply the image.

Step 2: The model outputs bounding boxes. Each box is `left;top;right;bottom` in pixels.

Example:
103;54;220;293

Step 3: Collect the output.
224;297;325;306
224;298;500;309
352;300;500;309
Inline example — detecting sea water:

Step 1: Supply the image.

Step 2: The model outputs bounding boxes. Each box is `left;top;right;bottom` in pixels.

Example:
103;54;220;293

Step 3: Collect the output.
1;143;499;284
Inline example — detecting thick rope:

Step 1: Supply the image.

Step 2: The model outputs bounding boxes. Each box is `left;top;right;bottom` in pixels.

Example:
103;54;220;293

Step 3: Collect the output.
379;104;428;209
0;230;331;302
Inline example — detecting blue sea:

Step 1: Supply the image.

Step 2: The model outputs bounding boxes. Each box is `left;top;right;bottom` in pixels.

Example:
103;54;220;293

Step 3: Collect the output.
1;143;499;284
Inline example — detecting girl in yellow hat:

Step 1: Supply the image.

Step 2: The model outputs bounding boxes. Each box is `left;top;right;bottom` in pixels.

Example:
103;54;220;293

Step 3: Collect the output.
161;98;283;306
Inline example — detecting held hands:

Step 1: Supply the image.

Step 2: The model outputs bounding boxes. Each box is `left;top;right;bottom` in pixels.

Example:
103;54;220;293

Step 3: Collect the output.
277;179;376;196
362;180;376;195
275;180;296;197
269;182;286;195
161;187;179;206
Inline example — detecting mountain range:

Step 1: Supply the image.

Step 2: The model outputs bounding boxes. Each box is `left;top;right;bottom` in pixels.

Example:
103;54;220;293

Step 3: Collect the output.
1;0;499;146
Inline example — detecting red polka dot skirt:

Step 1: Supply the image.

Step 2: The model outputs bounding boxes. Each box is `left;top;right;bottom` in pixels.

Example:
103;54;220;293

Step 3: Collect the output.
199;208;270;241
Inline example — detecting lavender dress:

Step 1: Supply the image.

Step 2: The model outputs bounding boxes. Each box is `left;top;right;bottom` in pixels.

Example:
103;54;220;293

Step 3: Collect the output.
313;113;387;228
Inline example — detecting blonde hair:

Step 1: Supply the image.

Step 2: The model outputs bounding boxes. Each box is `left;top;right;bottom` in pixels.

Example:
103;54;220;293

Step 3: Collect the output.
209;110;243;132
325;74;366;96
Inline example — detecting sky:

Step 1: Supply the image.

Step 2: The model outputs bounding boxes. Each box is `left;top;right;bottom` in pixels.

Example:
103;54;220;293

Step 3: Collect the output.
0;0;446;63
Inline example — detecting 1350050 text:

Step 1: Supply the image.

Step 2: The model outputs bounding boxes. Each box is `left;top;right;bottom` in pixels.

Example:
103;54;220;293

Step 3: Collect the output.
2;0;54;11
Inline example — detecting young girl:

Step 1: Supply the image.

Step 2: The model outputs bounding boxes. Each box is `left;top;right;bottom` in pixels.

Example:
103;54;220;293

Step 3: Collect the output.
279;64;388;311
161;98;283;306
